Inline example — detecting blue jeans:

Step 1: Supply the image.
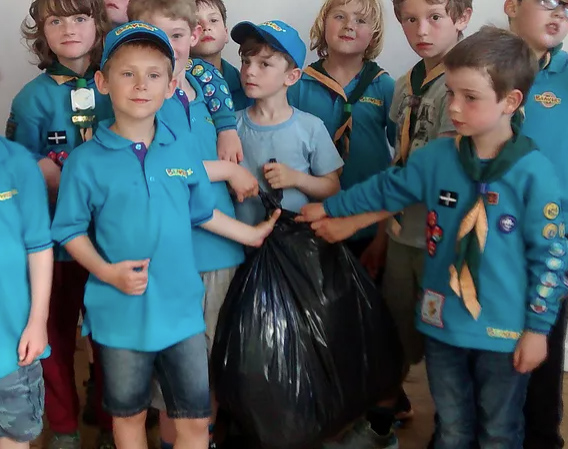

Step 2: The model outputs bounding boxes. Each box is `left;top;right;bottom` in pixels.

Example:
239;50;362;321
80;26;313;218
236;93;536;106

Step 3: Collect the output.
99;333;211;419
425;337;529;449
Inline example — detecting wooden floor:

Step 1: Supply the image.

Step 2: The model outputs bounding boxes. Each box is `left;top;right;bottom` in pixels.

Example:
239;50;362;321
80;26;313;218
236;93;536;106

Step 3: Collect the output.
33;336;567;448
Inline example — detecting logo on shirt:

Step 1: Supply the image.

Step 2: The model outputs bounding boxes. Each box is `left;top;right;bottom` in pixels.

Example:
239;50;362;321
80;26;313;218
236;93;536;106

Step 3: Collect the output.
534;91;561;108
166;168;194;178
360;97;383;107
115;22;157;36
0;189;18;201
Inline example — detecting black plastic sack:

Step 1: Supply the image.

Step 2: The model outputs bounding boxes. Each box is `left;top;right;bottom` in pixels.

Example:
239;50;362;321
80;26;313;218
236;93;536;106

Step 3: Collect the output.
211;199;403;449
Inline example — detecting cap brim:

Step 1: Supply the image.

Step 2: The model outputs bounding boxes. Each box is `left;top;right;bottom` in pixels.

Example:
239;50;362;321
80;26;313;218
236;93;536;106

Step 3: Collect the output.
103;32;175;69
231;22;286;54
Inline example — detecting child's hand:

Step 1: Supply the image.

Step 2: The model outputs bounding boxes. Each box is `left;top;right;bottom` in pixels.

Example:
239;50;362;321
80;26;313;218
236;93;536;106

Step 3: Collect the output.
296;203;328;223
310;217;359;243
229;164;259;202
105;259;150;295
249;209;281;247
360;235;387;279
263;162;299;190
217;129;244;163
18;321;48;366
513;331;548;373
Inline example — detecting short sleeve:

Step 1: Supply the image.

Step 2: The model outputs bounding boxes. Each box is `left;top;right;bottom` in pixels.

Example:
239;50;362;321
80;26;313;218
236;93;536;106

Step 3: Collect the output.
7;90;46;161
188;160;215;226
308;118;344;176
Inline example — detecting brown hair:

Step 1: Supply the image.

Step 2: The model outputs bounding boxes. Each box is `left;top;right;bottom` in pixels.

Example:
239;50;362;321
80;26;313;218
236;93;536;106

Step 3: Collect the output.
393;0;472;22
101;41;174;79
239;37;297;69
127;0;198;29
196;0;227;25
310;0;385;60
444;26;537;105
22;0;110;70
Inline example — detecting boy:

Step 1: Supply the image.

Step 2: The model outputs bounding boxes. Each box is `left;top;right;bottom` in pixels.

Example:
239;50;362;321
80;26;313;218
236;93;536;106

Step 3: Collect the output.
506;1;568;448
51;22;279;449
231;20;344;226
193;0;251;111
298;26;567;447
0;136;53;448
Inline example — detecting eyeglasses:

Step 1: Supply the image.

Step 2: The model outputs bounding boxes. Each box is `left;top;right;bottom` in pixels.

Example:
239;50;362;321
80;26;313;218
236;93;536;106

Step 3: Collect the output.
539;0;568;18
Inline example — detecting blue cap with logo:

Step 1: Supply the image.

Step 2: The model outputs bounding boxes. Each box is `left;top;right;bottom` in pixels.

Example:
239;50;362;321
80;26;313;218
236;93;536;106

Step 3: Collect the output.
231;20;306;69
101;21;175;70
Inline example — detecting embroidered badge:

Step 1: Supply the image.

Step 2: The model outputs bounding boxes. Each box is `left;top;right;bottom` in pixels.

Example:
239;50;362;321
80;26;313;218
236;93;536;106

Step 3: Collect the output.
486;327;521;340
427;210;438;227
560;223;566;238
544;202;560;220
186;58;194;71
534;92;562;108
166;168;194;178
543;223;559;240
530;298;548;314
360;97;384;107
199;71;213;83
261;21;286;32
549;241;566;257
115;22;157;35
208;98;221;113
203;84;216;97
219;84;230;96
213;68;224;79
421;290;445;328
425;210;442;257
487;191;499;205
537;284;554;298
224;97;234;110
0;189;18;201
541;271;560;288
47;131;67;145
438;190;458;208
498;214;517;234
192;65;205;77
5;113;17;140
546;257;565;271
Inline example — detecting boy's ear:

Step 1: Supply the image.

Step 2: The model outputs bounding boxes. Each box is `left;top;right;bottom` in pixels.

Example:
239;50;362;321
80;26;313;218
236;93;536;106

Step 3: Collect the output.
285;67;303;87
225;26;229;45
455;7;473;32
190;24;203;48
504;88;524;115
94;70;109;95
165;77;178;100
504;0;519;20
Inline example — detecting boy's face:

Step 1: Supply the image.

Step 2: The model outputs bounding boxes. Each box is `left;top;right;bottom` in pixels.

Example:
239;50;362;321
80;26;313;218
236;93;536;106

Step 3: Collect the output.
506;0;568;55
142;15;199;79
193;3;229;57
96;45;176;121
43;14;97;65
398;0;470;62
105;0;129;25
324;0;374;58
445;67;519;138
240;47;300;100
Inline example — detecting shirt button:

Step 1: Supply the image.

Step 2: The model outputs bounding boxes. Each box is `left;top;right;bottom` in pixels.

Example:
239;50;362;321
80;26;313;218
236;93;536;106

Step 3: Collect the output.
191;118;196;123
135;144;141;150
149;176;155;182
179;90;184;96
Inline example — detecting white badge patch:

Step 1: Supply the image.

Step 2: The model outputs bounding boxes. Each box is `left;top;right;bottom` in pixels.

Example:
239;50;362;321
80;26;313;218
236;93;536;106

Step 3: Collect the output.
421;290;445;328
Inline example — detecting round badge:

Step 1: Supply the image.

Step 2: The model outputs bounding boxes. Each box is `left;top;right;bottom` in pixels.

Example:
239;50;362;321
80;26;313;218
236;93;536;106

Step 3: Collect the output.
498;214;517;234
427;240;437;257
199;71;213;83
186;58;194;71
220;84;230;95
203;84;216;97
560;223;566;238
544;202;560;220
213;68;223;79
540;271;559;288
192;64;204;77
531;298;548;314
427;210;438;227
537;284;554;299
549;241;566;257
208;98;221;113
426;227;433;241
543;223;558;240
546;257;564;271
224;97;234;110
432;225;443;243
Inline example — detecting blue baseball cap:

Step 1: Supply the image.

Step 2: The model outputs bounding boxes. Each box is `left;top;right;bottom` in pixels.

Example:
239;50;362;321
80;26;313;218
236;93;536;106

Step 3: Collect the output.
231;20;306;69
101;21;175;70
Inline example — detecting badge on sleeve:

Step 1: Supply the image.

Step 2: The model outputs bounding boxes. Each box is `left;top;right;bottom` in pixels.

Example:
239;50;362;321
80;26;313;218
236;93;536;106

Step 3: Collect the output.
421;290;445;328
544;203;560;220
543;223;558;240
5;113;17;140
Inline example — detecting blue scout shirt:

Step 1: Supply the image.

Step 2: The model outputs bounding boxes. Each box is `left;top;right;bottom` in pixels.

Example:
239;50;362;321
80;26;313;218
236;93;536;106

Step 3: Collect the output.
324;138;567;353
0;138;52;379
523;49;568;217
235;107;344;226
160;74;244;273
51;117;215;351
220;58;252;111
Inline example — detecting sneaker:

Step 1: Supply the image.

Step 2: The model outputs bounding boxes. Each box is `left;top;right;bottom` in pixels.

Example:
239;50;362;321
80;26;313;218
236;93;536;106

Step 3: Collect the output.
49;433;81;449
96;430;116;449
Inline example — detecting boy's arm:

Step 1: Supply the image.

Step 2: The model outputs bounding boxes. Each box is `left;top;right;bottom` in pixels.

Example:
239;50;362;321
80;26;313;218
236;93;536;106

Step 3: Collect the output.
202;159;259;202
263;163;341;200
307;212;391;243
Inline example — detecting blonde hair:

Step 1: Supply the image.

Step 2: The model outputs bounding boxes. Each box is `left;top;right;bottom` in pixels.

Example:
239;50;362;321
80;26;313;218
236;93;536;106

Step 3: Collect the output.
127;0;198;28
310;0;385;60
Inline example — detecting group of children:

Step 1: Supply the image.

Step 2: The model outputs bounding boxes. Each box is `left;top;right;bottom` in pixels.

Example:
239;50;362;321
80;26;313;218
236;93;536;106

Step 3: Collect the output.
1;0;568;449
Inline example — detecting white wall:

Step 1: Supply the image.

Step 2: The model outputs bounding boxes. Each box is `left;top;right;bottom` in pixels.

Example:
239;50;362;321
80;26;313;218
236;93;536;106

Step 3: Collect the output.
0;0;565;133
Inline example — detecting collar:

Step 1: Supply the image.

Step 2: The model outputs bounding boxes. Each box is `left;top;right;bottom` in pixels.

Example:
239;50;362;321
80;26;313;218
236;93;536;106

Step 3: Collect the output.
221;59;240;86
94;116;176;150
544;46;568;74
46;61;96;86
184;73;206;103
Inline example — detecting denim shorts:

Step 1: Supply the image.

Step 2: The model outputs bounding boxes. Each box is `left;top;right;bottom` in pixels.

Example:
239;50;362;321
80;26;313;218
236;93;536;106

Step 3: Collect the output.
99;333;211;419
0;361;45;442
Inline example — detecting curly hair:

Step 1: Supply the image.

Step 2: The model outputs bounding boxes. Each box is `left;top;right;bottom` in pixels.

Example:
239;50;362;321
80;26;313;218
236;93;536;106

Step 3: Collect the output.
22;0;110;70
310;0;385;61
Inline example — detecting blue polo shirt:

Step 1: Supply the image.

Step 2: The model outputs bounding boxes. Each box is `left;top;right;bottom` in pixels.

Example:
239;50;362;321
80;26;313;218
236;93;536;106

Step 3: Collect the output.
0;137;52;379
221;58;251;111
51;117;215;351
160;75;244;273
523;49;568;217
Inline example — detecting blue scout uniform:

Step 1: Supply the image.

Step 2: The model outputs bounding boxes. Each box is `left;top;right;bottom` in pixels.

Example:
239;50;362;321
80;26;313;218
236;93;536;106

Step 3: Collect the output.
51;117;215;351
220;58;251;111
160;74;244;272
324;137;567;353
0;137;52;379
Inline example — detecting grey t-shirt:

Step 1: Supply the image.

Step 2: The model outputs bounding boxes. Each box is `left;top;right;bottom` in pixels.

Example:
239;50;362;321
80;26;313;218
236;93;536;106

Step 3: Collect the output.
235;107;344;226
387;73;455;249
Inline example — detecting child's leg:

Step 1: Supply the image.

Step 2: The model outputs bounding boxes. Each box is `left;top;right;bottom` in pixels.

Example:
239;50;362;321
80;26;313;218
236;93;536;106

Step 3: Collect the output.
474;348;530;448
41;261;88;436
98;344;156;449
0;362;44;449
155;333;210;449
523;299;568;449
424;337;476;449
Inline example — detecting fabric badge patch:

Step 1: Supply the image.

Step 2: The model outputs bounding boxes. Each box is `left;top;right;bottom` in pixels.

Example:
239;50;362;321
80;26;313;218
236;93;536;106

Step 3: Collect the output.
47;131;67;146
5;113;17;140
208;98;221;113
438;190;458;208
544;202;560;220
421;290;445;328
498;214;517;234
186;58;194;72
425;210;442;258
543;223;558;240
530;297;548;314
487;191;499;205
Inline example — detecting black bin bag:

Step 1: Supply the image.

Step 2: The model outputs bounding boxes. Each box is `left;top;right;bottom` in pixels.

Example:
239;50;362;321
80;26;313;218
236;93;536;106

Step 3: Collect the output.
211;195;403;449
